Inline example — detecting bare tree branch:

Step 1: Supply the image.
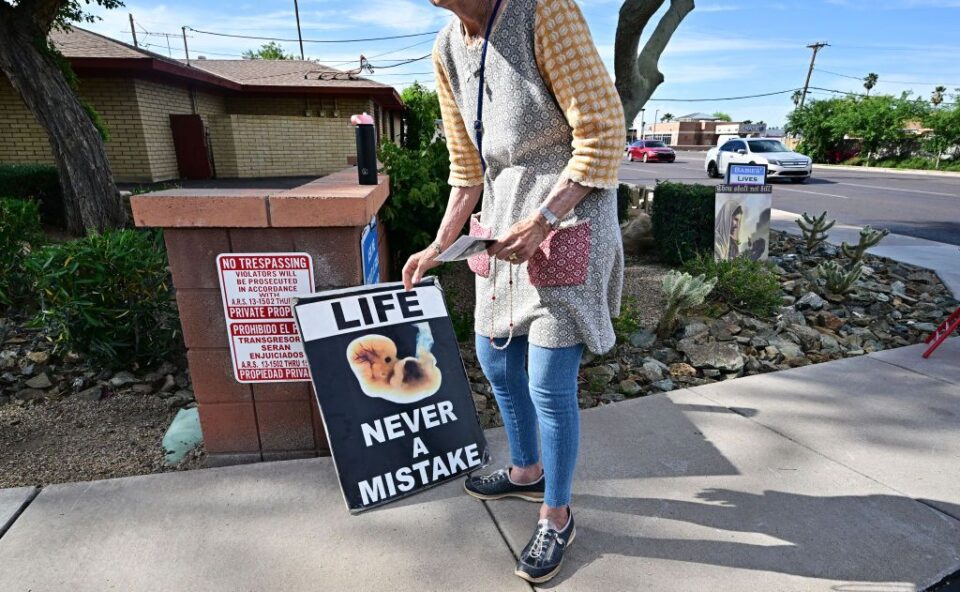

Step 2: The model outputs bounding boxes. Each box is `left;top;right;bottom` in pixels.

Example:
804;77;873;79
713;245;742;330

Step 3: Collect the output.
614;0;695;130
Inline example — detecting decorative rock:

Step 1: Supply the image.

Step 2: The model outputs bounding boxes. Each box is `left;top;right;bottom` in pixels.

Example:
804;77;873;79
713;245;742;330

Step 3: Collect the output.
14;387;45;401
600;392;626;404
682;320;710;338
914;322;937;333
618;379;642;396
641;361;665;382
131;384;155;395
76;385;104;402
796;292;826;311
815;311;845;331
25;372;53;389
167;389;195;409
651;379;675;392
627;330;656;348
890;280;907;296
0;350;17;370
471;393;488;410
668;363;697;378
26;351;50;365
768;337;805;361
159;374;177;394
109;371;139;388
778;307;808;327
678;341;745;372
583;364;616;386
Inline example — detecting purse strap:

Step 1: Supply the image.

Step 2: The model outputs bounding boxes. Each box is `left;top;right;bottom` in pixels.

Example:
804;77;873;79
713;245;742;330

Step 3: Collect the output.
474;0;504;173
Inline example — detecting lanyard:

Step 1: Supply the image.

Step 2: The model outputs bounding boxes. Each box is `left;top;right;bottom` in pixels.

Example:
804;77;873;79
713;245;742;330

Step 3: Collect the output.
474;0;504;173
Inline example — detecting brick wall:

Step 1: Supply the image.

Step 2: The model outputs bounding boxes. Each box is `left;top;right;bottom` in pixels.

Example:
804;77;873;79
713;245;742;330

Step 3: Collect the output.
208;114;356;178
0;78;54;164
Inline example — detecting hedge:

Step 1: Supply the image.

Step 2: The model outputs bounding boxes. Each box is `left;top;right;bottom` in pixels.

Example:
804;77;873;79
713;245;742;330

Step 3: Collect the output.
650;181;715;265
0;198;45;309
0;164;63;226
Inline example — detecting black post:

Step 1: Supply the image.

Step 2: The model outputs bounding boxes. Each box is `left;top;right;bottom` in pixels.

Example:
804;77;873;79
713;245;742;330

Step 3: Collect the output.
355;124;378;185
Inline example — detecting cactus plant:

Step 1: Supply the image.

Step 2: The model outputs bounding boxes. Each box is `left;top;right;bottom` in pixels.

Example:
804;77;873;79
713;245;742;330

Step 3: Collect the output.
795;211;835;251
656;270;718;338
841;225;889;263
817;260;863;294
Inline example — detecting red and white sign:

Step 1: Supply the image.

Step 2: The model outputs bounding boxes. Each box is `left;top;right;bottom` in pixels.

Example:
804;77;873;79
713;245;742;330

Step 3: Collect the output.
217;253;315;383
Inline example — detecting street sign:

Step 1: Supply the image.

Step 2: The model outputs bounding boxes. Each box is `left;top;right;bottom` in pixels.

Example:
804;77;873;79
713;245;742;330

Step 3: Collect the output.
726;163;768;186
361;216;381;285
293;278;489;513
217;253;315;383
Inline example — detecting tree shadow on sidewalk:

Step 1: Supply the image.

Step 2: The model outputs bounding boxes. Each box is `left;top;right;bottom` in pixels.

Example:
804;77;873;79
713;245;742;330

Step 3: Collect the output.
541;490;960;589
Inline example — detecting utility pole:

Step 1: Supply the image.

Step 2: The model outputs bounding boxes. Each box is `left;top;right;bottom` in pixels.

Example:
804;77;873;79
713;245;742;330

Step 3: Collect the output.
294;0;305;60
129;13;138;48
799;41;828;109
182;26;190;64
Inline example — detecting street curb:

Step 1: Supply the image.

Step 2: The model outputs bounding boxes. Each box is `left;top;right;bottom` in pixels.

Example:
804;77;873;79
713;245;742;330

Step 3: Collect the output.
813;163;960;178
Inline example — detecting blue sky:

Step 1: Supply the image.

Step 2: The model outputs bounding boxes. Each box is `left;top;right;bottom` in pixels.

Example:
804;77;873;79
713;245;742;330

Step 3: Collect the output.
83;0;960;127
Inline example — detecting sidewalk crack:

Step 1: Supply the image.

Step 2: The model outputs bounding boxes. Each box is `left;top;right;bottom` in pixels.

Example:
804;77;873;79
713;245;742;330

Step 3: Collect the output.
481;501;535;591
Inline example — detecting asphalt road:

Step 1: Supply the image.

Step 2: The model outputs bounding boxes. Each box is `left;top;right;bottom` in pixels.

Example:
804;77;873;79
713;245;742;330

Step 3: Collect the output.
619;151;960;246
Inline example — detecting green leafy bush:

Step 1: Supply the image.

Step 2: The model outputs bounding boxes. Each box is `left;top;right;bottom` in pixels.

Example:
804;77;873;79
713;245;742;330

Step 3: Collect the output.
650;182;714;265
378;140;451;276
27;229;181;368
682;254;782;316
612;295;642;343
0;164;63;225
0;198;45;309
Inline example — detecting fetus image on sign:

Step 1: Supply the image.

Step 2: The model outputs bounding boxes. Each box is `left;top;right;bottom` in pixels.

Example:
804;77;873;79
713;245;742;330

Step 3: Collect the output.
345;322;442;404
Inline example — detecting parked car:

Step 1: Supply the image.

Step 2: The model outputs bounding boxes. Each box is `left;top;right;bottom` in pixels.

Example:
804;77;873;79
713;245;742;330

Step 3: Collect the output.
705;138;812;183
626;140;676;163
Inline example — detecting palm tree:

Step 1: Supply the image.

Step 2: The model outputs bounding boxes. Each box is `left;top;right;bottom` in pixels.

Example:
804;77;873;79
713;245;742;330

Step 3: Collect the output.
661;113;674;122
863;73;878;95
792;90;803;107
931;85;947;106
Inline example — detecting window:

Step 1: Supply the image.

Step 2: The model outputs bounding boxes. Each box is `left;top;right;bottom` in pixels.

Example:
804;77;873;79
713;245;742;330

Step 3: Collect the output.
747;139;789;153
644;140;667;148
719;141;737;152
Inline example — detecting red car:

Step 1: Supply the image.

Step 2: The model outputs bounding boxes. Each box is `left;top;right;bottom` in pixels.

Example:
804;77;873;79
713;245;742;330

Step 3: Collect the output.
626;140;676;163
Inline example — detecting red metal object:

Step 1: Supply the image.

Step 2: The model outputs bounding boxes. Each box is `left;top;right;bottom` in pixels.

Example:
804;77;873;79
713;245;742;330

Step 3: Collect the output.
923;306;960;358
169;114;213;180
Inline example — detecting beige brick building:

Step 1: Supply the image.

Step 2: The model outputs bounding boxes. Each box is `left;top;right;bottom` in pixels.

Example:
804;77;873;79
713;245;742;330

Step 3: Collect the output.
0;27;404;183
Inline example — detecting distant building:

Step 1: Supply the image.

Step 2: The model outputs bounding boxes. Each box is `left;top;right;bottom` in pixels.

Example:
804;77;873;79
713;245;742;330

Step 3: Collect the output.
0;27;404;183
641;114;780;148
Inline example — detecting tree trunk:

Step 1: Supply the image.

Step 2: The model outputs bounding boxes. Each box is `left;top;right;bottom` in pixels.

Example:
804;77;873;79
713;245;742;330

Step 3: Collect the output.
0;17;127;235
614;0;695;130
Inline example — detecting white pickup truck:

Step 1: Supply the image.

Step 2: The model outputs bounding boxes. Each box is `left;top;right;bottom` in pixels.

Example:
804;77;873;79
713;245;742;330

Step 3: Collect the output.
705;138;812;183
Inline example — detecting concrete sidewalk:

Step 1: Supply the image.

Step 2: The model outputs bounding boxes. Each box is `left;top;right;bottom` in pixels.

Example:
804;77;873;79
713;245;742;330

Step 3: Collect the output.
772;208;960;296
1;340;958;591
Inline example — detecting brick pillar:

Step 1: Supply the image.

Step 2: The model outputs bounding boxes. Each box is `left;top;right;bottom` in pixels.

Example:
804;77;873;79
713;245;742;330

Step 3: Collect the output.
131;169;390;467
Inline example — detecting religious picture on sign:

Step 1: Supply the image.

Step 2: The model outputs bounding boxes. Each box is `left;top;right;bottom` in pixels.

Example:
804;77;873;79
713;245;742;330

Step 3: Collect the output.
714;193;771;261
293;278;489;513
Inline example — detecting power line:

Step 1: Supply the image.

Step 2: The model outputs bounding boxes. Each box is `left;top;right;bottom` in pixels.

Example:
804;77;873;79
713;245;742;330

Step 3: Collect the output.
650;88;802;102
815;67;960;87
184;26;439;44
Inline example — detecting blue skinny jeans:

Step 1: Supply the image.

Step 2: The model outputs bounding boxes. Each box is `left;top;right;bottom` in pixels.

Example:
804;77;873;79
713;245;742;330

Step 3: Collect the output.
475;333;584;508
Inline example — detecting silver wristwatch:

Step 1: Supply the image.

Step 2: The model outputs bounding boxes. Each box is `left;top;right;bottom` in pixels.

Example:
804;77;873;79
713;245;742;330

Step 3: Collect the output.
538;204;560;230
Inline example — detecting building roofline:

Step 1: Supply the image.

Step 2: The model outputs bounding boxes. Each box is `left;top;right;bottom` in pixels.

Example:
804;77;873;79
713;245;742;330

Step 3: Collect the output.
60;28;404;110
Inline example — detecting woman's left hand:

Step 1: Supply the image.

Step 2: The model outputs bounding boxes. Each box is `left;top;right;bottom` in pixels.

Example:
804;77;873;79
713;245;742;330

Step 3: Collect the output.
488;216;549;263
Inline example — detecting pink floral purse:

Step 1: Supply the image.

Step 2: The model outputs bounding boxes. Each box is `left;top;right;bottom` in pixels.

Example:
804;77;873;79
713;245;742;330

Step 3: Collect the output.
527;220;592;287
467;214;492;278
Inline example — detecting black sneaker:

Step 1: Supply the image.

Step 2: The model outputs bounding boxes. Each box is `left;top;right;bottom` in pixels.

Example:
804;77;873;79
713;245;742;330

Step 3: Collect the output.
515;512;576;584
463;468;545;502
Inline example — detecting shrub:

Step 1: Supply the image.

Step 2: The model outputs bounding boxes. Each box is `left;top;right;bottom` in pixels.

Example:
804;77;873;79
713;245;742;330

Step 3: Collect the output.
612;295;642;343
27;229;181;369
0;164;63;226
650;181;714;265
682;254;783;316
378;140;451;276
0;198;45;309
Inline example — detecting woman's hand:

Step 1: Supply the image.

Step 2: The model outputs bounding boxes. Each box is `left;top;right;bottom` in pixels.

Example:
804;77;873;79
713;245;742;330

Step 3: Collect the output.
402;246;442;290
488;215;550;263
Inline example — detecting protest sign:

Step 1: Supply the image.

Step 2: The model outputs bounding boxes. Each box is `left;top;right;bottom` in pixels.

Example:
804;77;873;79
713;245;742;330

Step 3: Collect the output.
293;278;489;512
714;191;772;261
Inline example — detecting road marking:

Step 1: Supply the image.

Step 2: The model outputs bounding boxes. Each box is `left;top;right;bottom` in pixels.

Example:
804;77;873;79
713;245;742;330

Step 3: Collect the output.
777;187;849;199
833;181;958;198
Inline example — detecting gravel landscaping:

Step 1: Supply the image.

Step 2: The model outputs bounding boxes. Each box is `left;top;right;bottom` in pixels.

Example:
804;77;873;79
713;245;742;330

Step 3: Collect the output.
2;228;955;484
0;319;202;487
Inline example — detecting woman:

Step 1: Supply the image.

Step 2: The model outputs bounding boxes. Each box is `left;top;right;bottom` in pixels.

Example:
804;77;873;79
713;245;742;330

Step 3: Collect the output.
402;0;624;583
